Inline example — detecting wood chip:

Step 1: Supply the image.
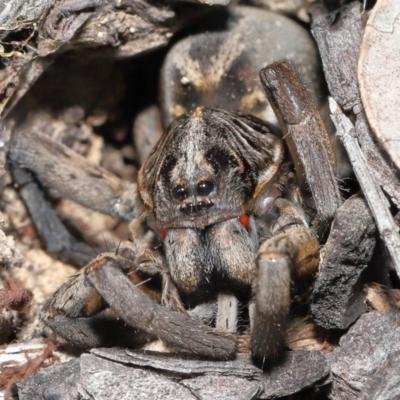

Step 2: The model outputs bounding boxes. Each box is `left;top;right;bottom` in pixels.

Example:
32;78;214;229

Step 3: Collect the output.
359;0;400;172
329;98;400;280
328;311;400;400
311;195;376;329
311;2;400;209
17;347;331;399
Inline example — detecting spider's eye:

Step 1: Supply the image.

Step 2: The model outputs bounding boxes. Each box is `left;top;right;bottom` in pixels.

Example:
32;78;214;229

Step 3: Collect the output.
173;185;189;201
197;180;214;196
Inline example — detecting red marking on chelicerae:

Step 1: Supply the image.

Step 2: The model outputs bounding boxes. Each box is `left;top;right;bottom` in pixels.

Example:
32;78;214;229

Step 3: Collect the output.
239;214;250;230
160;229;167;240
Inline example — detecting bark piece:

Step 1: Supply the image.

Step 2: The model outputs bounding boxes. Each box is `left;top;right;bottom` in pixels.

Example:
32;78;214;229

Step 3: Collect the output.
181;375;262;400
94;348;330;398
93;348;261;378
16;347;331;399
42;0;102;42
358;0;400;172
327;311;400;400
311;195;376;330
260;350;330;399
310;2;400;210
79;354;197;400
359;351;400;400
0;0;53;29
329;98;400;281
310;3;362;110
82;353;260;400
10;164;95;266
17;358;81;400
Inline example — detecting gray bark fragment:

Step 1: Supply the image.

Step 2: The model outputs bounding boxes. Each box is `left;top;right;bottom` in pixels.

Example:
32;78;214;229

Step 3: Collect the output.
311;196;377;330
310;3;362;110
17;358;81;400
329;98;400;281
93;348;262;378
310;2;400;209
181;375;262;400
16;347;331;399
259;350;330;399
327;311;400;400
79;354;197;400
359;351;400;400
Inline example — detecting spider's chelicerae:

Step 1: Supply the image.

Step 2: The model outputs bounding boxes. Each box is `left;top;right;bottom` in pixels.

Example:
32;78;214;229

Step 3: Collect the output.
8;8;341;366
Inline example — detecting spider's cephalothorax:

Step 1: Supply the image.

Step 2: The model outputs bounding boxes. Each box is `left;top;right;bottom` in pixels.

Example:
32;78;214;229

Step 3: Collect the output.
139;106;293;297
140;107;286;229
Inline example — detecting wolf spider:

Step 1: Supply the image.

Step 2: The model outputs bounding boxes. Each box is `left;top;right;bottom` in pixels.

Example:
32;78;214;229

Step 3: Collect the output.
7;56;339;366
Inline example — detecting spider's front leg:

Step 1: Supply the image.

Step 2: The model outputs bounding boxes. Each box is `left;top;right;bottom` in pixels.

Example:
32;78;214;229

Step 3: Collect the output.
8;131;140;220
8;130;142;264
41;252;162;349
251;199;320;365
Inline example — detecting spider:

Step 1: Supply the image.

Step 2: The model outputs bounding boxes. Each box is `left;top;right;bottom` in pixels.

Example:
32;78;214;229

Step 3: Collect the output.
7;7;340;366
